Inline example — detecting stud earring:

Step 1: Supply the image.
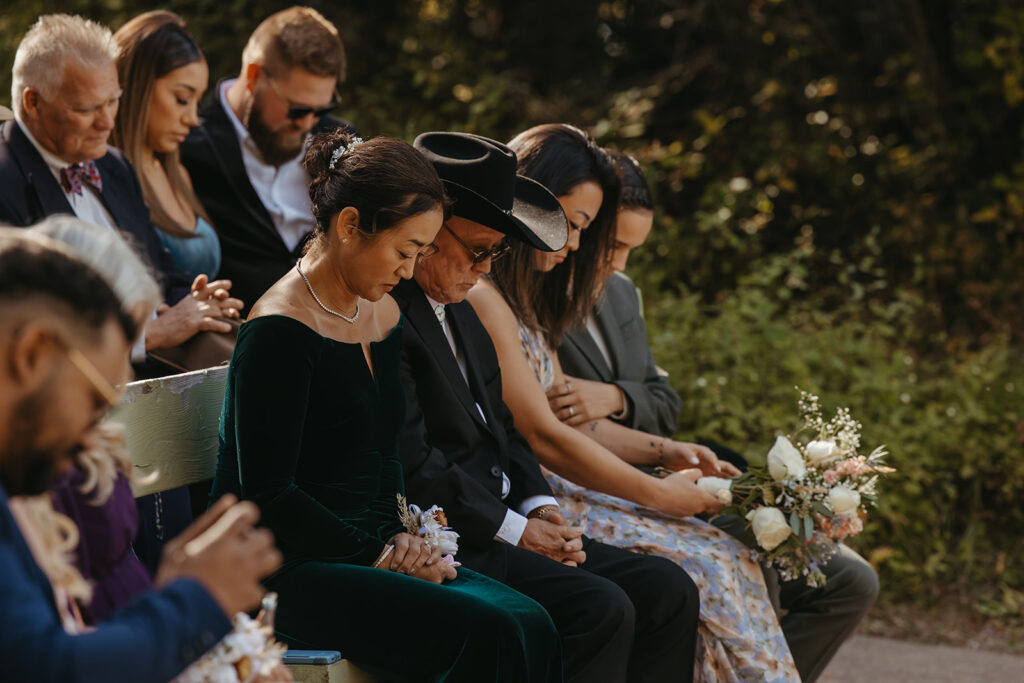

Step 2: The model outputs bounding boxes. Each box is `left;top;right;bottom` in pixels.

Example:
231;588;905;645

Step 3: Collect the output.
342;237;350;244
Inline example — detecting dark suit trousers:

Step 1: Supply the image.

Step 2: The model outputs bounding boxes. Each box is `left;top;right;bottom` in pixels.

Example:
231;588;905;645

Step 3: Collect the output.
464;536;699;683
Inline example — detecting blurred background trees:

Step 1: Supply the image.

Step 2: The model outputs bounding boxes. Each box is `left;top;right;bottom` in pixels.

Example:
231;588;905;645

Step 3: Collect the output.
2;0;1021;614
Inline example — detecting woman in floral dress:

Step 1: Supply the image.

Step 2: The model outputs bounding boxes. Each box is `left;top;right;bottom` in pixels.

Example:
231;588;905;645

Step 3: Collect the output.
467;123;800;682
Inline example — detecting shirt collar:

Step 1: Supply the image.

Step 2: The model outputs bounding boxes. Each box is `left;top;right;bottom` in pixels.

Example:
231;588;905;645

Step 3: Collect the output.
15;117;77;173
424;294;448;315
219;79;252;147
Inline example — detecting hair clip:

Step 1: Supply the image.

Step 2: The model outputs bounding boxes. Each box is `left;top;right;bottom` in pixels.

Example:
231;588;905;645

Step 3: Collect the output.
329;136;365;170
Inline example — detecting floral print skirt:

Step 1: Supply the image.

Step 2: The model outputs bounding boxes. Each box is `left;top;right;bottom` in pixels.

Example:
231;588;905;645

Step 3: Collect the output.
546;470;800;682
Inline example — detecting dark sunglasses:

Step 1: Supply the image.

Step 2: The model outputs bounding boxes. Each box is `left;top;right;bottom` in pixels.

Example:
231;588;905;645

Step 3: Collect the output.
265;75;339;120
443;223;510;264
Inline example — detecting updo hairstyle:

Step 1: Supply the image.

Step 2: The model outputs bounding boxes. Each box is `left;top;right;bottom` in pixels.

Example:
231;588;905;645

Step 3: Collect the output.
304;130;449;251
607;150;653;210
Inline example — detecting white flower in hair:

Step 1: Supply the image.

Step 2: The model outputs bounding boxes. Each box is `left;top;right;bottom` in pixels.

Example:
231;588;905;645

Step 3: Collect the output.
329;136;365;170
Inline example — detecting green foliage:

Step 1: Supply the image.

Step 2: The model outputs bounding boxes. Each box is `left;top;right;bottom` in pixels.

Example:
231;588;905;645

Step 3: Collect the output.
1;0;1021;607
636;253;1024;602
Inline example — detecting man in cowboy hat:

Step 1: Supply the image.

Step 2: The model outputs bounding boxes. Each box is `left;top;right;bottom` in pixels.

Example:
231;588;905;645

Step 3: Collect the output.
394;132;700;683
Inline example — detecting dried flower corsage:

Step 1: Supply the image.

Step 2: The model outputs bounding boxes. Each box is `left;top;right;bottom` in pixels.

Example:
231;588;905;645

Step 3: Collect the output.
173;593;288;683
397;494;460;567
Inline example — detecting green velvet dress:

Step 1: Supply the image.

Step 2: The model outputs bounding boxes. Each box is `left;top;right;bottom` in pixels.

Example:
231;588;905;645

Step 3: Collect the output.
211;315;561;682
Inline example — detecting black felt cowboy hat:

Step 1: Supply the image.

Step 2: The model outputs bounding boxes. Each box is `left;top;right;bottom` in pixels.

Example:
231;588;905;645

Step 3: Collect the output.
413;132;568;252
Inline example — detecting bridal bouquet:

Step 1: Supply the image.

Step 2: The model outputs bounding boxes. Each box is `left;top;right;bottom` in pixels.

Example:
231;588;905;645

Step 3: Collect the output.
721;389;895;587
174;593;288;683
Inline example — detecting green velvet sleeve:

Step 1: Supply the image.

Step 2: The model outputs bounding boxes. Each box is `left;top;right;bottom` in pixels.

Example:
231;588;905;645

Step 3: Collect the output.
371;445;407;542
231;321;387;566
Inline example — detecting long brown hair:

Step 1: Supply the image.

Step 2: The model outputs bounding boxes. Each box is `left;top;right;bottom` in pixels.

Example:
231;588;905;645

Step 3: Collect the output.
112;11;210;238
494;124;620;346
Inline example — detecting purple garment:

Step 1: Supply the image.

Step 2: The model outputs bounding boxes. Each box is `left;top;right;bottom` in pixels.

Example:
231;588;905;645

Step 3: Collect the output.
50;466;153;624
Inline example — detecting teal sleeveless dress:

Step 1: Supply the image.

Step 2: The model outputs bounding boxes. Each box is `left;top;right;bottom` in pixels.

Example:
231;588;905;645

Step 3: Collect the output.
212;315;560;682
157;216;221;281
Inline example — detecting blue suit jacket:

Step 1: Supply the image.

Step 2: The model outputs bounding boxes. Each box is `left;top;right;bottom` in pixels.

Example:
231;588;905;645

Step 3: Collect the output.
0;484;231;682
0;120;190;305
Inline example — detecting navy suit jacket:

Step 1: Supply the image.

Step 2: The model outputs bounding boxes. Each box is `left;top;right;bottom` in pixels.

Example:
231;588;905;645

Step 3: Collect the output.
556;272;682;437
0;120;190;305
0;483;230;682
180;87;354;313
393;280;553;576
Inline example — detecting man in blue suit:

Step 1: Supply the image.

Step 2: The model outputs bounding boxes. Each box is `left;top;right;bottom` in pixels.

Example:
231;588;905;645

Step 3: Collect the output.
0;228;281;682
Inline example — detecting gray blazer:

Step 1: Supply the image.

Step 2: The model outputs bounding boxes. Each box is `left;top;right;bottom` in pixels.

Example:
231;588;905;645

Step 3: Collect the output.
556;272;682;436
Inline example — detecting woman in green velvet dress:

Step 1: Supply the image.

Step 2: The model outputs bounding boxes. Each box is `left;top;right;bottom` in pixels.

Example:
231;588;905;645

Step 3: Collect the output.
211;130;561;682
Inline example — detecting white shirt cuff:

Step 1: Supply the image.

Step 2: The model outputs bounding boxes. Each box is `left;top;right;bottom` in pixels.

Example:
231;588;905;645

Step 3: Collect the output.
494;509;529;546
130;330;148;364
518;496;559;518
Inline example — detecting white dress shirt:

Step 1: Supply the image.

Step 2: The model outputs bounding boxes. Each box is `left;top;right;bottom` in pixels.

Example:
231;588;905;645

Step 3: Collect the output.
584;313;630;421
219;80;315;252
16;118;149;362
425;295;559;545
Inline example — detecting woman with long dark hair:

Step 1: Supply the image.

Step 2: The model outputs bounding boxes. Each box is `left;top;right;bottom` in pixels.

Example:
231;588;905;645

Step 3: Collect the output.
113;11;245;574
468;124;799;681
113;11;222;280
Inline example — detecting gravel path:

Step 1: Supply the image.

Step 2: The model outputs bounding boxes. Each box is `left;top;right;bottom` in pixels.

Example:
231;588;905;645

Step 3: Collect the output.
819;634;1024;682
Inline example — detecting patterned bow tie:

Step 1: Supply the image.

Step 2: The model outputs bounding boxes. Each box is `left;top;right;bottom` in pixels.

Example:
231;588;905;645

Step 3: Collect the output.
59;161;103;196
434;304;446;324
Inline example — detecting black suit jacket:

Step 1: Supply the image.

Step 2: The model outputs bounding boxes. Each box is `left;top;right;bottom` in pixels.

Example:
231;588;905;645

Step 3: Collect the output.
0;121;189;304
557;272;682;436
179;87;354;312
393;279;553;575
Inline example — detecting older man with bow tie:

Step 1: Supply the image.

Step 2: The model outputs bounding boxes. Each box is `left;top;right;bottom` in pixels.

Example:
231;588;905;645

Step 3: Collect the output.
0;13;242;366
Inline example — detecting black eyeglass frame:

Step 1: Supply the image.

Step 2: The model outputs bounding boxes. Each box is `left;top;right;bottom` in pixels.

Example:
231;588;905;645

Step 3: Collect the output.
443;223;511;264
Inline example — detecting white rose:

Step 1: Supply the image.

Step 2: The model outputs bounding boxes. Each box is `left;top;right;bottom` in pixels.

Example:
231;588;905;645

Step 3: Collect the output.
806;438;839;466
746;506;792;551
697;476;733;504
828;486;861;517
767;436;807;481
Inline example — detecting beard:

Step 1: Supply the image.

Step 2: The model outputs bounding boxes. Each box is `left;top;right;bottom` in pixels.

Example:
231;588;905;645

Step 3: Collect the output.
246;93;306;167
0;386;68;496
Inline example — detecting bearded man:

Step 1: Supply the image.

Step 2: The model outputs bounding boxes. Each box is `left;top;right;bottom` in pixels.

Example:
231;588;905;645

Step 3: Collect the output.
180;6;354;312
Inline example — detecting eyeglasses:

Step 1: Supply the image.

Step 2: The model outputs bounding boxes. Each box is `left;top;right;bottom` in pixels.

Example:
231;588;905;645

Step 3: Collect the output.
418;243;441;259
443;223;510;264
54;336;125;407
264;74;339;120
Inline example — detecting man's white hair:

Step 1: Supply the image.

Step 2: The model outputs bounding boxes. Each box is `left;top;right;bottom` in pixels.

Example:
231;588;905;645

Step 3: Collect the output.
10;14;119;118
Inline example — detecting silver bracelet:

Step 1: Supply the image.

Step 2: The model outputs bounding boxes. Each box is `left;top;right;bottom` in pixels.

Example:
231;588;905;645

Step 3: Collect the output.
372;544;395;568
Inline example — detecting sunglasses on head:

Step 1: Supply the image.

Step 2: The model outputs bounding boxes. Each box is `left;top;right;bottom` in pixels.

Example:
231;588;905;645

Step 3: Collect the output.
264;74;339;120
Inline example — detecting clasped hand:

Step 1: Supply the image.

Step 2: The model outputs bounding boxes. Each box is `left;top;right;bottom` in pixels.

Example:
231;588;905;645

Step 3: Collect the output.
384;532;457;584
147;274;244;350
518;511;586;566
546;377;625;426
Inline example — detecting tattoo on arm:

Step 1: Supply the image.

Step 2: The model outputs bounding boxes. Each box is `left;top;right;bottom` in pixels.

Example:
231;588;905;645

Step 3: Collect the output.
589;421;598;432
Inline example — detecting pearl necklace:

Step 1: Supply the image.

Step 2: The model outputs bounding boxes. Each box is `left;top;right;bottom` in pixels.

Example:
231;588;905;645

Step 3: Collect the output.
295;260;360;324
